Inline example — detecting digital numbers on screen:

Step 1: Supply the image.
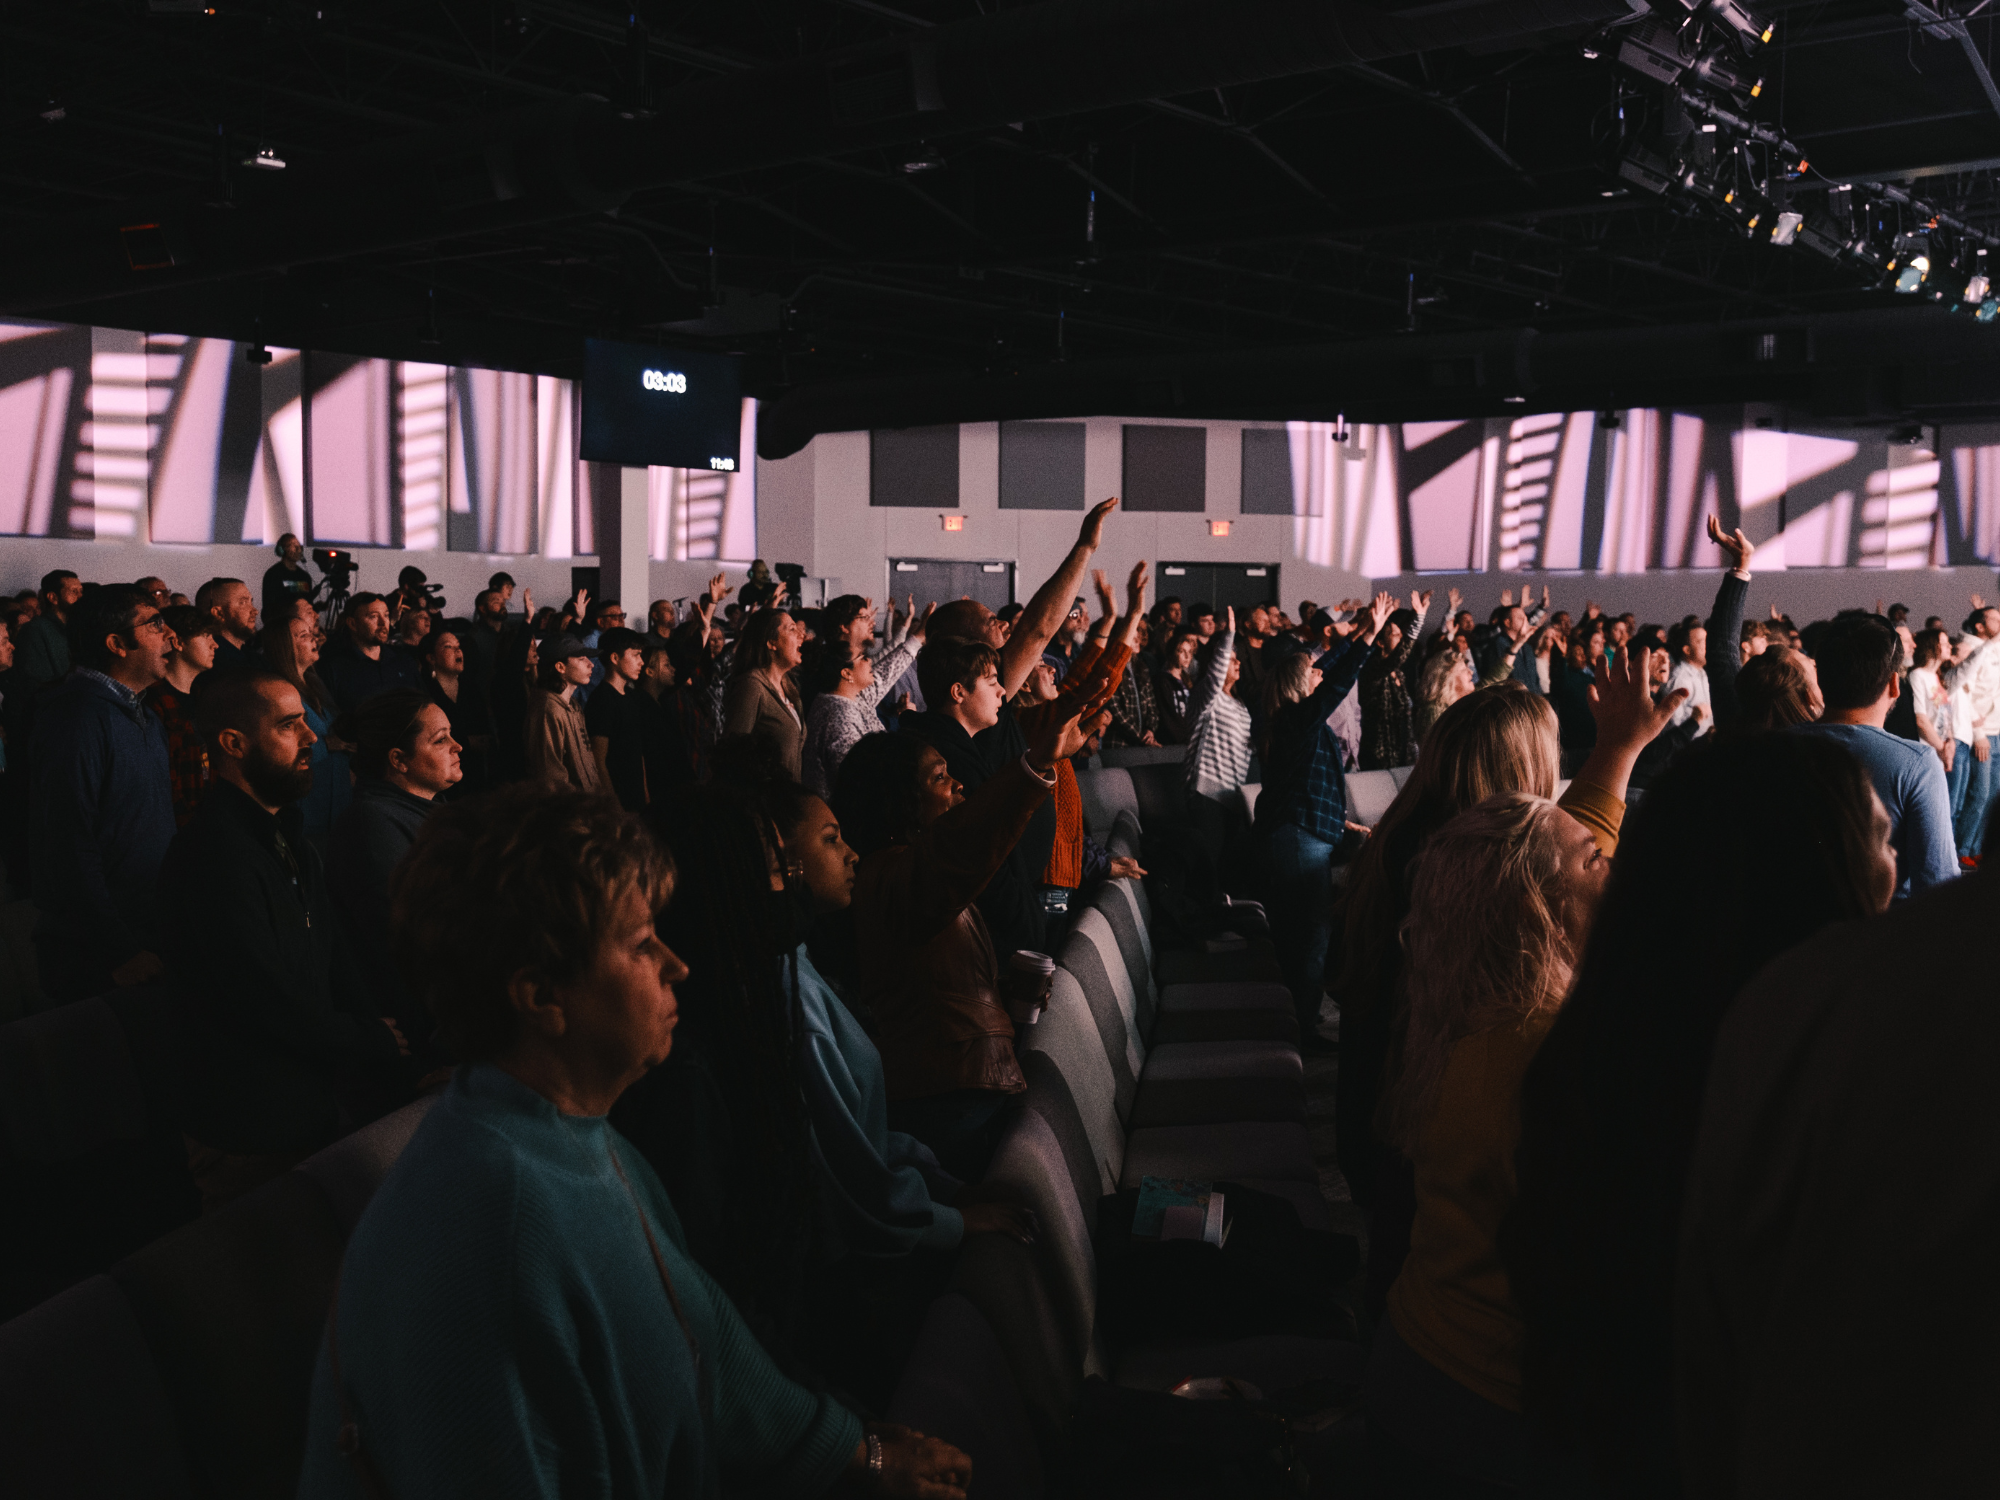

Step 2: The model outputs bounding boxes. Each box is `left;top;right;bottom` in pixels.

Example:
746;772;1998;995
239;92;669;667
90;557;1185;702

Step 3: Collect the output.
641;369;688;394
709;457;736;471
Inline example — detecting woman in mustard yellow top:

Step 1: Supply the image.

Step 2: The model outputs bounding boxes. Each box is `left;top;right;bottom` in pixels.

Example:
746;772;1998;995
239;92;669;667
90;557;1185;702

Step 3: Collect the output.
1364;646;1687;1490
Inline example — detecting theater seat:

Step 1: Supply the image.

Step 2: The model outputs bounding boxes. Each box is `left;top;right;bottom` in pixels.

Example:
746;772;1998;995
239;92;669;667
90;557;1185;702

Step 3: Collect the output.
0;1273;193;1499
0;1096;435;1500
888;1293;1046;1499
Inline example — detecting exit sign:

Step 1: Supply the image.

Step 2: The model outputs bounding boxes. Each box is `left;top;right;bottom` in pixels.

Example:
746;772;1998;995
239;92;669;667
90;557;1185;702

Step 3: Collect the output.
941;514;965;531
1209;519;1231;536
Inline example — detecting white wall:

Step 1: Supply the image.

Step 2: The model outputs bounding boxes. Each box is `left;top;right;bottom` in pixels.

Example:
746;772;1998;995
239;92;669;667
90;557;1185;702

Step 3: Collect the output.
1369;565;2000;632
757;416;1372;613
0;525;764;619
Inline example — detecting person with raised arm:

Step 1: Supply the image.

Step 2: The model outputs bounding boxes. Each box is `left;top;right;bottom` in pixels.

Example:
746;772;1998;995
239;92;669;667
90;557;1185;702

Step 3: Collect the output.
900;497;1120;961
1254;590;1395;1044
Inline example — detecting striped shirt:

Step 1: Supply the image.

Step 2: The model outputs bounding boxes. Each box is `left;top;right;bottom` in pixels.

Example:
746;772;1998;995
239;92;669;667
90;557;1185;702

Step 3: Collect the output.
1185;631;1255;802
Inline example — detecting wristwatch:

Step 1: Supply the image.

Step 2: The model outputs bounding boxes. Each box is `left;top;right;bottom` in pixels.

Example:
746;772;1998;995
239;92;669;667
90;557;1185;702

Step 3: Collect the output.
866;1431;883;1475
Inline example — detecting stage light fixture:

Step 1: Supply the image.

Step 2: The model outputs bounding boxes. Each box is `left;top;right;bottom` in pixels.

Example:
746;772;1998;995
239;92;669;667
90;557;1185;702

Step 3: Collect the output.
1617;143;1677;195
243;146;285;171
901;147;944;174
1967;273;1991;302
1770;211;1803;246
1978;299;1999;323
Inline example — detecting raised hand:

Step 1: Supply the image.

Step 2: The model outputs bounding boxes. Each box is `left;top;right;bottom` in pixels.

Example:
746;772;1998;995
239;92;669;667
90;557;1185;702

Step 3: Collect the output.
1706;514;1755;573
1363;590;1397;638
1125;559;1150;612
1078;496;1118;550
1027;707;1096;771
1973;591;1988;611
522;586;535;616
1091;568;1116;619
1447;587;1464;614
1589;646;1686;756
1225;604;1236;634
1540;584;1551;608
1501;587;1515;607
1416;588;1434;613
906;601;936;643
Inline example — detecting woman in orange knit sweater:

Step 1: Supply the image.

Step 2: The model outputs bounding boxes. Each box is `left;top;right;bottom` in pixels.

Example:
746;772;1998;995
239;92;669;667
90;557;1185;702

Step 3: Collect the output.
1365;646;1687;1491
1013;563;1149;925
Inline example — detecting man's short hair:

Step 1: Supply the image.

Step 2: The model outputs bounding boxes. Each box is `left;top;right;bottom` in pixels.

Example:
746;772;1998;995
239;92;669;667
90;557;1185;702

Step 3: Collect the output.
195;577;245;614
916;636;1000;708
597;627;648;660
344;591;387;620
489;571;515;590
191;663;294;747
1964;606;1999;633
39;569;77;598
1815;613;1904;711
475;589;500;613
392;785;672;1060
1666;614;1704;660
928;599;988;641
69;584;151;672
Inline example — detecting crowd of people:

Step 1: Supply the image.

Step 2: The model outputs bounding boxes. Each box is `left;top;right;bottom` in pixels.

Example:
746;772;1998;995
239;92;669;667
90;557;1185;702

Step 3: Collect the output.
1;503;1996;1496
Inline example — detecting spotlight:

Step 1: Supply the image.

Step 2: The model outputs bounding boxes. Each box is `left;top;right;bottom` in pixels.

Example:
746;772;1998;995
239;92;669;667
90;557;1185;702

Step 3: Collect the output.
1967;273;1991;303
1895;264;1926;293
1770;211;1804;246
900;147;944;174
243;146;285;171
1978;299;1999;323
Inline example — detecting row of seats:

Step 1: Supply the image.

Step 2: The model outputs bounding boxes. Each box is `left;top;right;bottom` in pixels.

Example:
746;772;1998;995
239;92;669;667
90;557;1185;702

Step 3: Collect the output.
886;768;1362;1495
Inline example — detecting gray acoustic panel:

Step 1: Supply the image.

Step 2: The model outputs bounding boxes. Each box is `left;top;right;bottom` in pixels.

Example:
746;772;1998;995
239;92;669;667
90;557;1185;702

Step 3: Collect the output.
999;421;1086;510
1240;428;1295;515
1121;424;1206;512
871;425;961;508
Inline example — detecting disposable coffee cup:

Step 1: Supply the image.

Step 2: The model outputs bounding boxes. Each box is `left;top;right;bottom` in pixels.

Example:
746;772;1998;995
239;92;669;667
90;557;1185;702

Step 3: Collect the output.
1006;950;1055;1027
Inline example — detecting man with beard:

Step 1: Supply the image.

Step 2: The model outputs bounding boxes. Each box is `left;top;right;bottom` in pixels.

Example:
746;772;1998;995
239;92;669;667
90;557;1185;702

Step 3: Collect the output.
316;592;423;716
163;666;411;1206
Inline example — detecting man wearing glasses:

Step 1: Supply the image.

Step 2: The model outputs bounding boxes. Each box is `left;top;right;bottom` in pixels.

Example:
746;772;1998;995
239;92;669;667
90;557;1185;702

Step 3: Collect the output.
575;597;628;707
28;584;177;1003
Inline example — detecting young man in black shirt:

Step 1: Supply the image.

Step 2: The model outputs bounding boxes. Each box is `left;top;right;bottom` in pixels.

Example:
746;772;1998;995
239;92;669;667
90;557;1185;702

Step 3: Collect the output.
584;627;651;809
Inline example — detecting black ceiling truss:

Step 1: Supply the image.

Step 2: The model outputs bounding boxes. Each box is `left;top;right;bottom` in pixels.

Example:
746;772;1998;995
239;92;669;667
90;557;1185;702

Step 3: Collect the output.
6;0;2000;445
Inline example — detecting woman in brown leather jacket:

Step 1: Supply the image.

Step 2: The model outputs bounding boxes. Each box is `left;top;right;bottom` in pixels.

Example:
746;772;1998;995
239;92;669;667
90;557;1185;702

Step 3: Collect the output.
831;706;1092;1180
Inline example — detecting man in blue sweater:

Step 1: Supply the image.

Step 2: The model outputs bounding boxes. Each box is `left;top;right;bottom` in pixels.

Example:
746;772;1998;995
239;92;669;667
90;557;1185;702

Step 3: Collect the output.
29;583;176;1002
1798;612;1957;897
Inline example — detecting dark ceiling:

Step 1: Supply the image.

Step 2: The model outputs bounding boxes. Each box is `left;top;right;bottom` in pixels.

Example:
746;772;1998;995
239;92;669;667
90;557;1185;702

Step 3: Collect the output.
8;0;2000;452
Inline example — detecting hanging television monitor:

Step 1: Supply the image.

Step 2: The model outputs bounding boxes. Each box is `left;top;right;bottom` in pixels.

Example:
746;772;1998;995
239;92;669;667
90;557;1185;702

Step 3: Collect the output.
578;339;743;471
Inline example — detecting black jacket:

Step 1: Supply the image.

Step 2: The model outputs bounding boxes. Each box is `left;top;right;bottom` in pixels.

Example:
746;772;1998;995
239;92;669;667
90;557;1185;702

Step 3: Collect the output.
161;779;407;1153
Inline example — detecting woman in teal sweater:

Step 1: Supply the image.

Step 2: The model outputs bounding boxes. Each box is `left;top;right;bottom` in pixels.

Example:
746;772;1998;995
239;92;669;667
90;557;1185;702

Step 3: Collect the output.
298;785;969;1500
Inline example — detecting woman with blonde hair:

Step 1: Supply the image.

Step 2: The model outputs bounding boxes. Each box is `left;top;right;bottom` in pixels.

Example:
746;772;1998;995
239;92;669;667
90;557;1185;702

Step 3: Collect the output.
1367;790;1610;1489
1412;641;1475;745
1334;657;1680;1315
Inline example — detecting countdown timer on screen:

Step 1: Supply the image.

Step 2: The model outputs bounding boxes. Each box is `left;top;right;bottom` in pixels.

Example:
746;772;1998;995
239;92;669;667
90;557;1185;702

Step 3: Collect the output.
580;338;742;470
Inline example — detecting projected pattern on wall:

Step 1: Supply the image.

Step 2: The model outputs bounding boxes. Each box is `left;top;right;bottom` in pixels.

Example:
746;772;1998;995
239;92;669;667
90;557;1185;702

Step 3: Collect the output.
1285;411;1997;573
0;321;754;560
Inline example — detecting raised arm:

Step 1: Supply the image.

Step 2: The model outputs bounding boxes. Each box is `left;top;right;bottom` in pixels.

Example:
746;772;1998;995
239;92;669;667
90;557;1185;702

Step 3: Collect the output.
1565;645;1688;845
897;711;1093;937
1306;591;1394;715
998;497;1117;696
1704;515;1753;731
1186;607;1236;724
